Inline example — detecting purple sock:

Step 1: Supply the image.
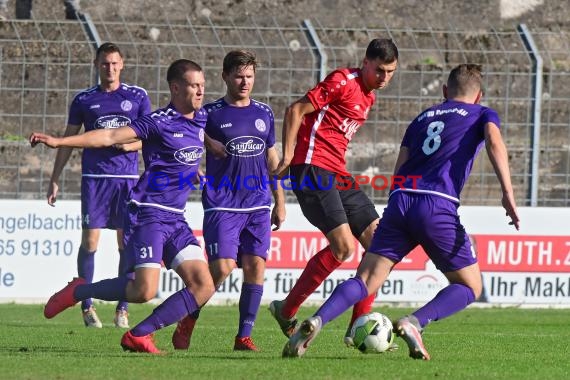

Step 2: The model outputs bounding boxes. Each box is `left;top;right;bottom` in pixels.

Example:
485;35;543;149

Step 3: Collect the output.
237;283;263;338
116;249;130;312
131;288;199;337
77;246;95;310
316;277;368;325
413;283;476;328
74;277;129;302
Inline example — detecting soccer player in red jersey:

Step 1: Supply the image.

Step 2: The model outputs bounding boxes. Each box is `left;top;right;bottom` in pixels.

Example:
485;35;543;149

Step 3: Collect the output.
270;38;398;345
282;64;519;360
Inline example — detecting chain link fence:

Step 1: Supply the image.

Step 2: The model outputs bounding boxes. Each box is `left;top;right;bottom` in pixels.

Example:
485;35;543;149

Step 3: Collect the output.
1;11;569;206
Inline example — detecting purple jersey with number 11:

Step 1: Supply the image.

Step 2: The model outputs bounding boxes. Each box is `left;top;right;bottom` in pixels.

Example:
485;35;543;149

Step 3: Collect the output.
394;99;500;203
202;98;275;212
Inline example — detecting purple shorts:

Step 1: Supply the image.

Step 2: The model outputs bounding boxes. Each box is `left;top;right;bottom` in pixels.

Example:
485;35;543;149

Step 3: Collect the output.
81;177;136;229
369;191;476;272
203;210;270;263
123;205;203;271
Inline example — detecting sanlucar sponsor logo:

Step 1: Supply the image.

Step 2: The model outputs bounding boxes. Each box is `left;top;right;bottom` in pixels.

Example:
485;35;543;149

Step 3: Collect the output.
226;136;265;157
95;115;131;129
174;146;204;166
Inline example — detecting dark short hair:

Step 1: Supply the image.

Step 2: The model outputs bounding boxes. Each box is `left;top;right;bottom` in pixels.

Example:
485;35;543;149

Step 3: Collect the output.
95;42;123;60
365;38;399;63
447;64;483;97
166;59;203;83
223;50;257;74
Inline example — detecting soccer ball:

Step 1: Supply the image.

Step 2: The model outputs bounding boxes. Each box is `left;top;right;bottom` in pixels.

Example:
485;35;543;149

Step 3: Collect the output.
350;312;394;353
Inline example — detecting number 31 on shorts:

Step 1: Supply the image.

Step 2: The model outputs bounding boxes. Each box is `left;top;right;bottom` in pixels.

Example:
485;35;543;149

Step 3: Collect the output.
139;246;154;259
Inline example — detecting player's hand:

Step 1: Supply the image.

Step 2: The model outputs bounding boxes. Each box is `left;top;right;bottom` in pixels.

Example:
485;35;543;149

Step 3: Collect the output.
193;168;205;185
272;158;290;179
205;137;227;159
47;181;59;207
29;132;59;148
114;141;142;152
501;192;520;230
271;203;286;231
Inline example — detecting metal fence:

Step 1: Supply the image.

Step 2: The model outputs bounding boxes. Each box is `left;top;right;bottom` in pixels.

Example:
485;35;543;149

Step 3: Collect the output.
1;12;569;206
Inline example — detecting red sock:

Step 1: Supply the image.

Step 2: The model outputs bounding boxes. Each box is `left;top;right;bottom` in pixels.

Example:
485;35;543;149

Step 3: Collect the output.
350;292;376;326
282;246;341;318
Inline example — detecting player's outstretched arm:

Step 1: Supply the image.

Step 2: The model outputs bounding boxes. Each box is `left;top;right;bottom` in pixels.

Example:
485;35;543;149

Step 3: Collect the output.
273;96;315;178
30;126;139;149
484;122;520;230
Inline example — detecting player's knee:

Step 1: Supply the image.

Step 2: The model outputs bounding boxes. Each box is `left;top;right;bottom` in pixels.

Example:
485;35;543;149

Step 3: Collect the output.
209;261;233;284
130;284;157;303
331;242;355;261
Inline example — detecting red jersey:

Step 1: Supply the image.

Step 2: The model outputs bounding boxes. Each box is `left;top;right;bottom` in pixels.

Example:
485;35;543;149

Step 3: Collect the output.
291;68;375;176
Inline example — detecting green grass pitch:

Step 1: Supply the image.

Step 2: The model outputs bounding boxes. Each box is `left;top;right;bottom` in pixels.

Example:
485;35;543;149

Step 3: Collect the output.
0;303;568;379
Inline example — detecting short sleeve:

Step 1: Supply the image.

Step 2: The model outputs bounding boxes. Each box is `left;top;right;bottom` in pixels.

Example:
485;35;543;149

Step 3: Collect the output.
139;93;152;118
305;70;348;110
67;94;83;126
482;108;501;129
129;114;157;140
266;109;275;148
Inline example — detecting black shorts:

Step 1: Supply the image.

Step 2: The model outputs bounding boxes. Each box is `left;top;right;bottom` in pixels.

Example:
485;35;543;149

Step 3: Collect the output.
290;164;379;237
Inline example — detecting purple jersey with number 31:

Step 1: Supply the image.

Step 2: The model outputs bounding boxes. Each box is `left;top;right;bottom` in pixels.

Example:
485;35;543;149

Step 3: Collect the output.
128;104;207;213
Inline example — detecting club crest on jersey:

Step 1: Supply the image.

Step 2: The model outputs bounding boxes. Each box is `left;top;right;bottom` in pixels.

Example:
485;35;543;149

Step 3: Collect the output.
121;100;133;111
95;115;131;129
226;136;265;157
199;128;204;142
174;146;204;166
254;119;266;132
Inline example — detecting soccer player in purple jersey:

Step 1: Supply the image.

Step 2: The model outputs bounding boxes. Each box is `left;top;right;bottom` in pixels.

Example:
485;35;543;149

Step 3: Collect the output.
31;59;217;354
281;64;520;360
47;42;151;329
172;50;286;352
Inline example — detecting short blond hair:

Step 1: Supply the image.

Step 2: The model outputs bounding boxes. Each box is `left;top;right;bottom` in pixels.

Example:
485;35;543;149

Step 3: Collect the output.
446;64;483;98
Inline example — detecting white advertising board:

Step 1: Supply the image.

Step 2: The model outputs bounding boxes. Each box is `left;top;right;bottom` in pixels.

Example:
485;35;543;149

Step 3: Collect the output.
1;200;569;305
